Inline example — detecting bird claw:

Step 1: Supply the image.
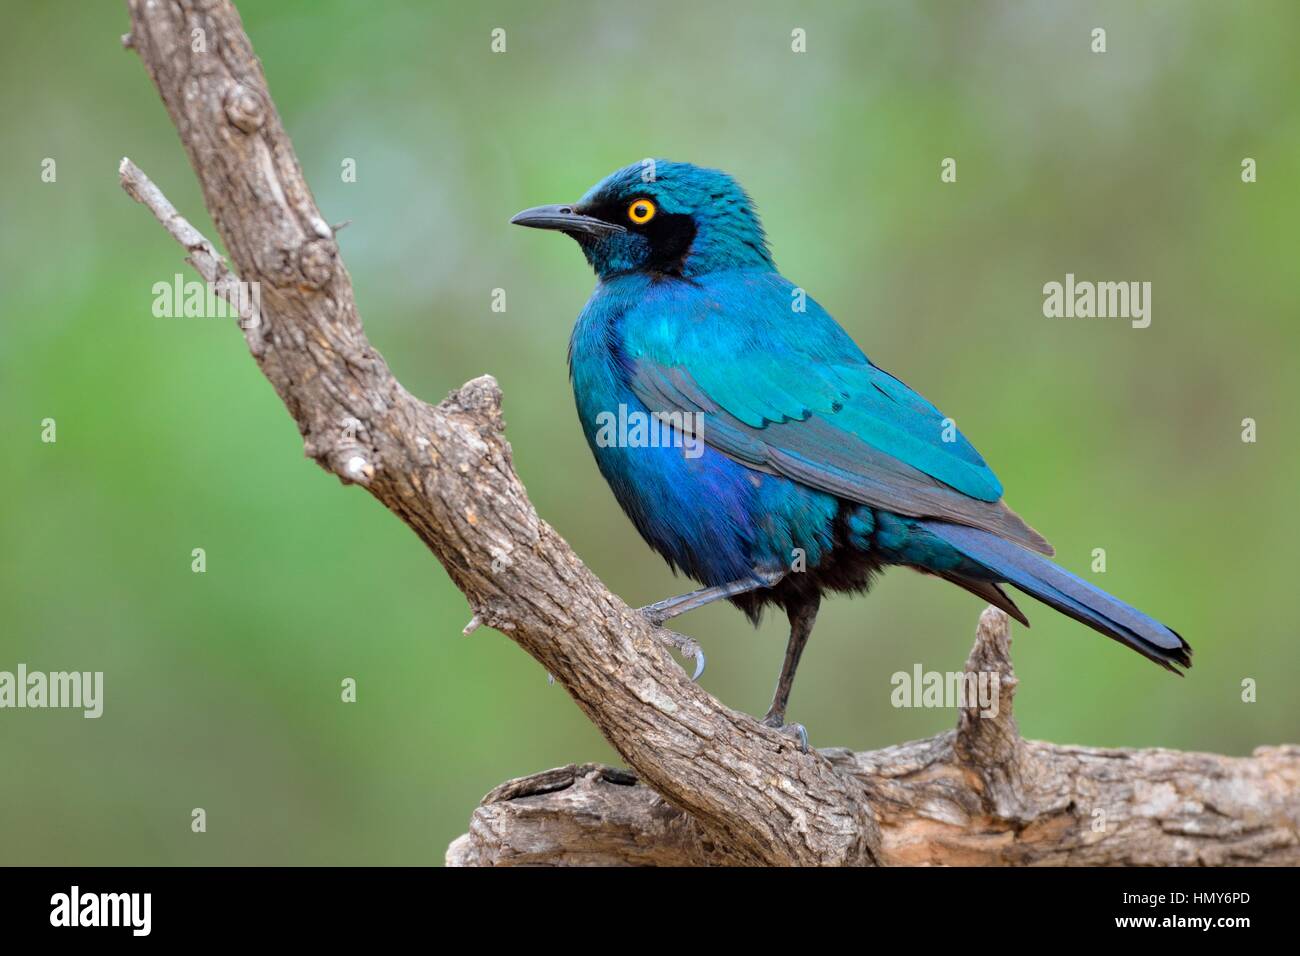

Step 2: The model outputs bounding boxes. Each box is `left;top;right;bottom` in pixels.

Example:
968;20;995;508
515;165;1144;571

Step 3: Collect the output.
761;714;810;753
654;629;706;681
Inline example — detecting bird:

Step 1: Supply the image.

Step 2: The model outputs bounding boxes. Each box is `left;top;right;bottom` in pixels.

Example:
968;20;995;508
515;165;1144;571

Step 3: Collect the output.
511;160;1190;749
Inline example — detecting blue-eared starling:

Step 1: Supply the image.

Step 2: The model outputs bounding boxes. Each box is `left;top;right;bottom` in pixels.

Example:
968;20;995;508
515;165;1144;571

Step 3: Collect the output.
512;161;1190;748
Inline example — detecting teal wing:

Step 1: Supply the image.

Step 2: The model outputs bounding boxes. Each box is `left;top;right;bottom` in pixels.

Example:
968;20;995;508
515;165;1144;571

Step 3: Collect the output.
622;271;1053;555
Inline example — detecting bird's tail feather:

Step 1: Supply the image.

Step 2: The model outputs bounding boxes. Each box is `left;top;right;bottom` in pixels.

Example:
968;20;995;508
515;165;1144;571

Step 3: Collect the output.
921;520;1192;674
931;570;1029;627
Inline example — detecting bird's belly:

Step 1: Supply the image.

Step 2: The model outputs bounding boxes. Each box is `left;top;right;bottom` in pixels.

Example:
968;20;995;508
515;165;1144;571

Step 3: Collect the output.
573;383;841;587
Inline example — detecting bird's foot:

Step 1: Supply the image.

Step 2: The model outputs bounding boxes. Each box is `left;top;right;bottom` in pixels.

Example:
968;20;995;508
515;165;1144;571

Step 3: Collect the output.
638;603;672;628
760;712;809;753
653;628;706;681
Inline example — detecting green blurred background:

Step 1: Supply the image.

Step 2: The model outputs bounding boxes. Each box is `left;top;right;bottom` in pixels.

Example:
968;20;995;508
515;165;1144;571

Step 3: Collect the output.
1;0;1297;865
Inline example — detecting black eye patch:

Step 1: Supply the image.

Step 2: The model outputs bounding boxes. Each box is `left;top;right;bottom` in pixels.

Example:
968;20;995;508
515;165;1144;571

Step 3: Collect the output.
639;212;696;275
578;196;697;276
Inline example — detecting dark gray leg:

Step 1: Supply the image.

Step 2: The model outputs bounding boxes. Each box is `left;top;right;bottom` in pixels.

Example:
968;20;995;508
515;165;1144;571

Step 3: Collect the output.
760;595;820;752
639;568;786;626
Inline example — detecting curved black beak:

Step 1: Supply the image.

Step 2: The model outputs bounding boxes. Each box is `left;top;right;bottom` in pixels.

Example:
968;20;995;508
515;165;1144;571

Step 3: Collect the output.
510;204;626;237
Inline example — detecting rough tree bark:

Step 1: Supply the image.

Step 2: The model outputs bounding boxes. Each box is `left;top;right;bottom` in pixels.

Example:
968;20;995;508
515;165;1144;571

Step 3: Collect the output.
447;610;1300;866
119;0;1298;867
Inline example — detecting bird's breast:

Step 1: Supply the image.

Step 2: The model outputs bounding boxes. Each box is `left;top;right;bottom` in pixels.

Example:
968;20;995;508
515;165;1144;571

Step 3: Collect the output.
566;284;842;588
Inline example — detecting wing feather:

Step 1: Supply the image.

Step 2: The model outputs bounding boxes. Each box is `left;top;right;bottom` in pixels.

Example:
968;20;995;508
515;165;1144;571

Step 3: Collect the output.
622;271;1054;555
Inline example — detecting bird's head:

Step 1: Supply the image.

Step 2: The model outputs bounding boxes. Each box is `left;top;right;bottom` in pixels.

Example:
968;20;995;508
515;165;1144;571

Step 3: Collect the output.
511;160;773;280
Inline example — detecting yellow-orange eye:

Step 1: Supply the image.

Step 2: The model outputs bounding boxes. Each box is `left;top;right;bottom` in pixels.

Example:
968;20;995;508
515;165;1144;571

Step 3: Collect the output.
627;199;656;224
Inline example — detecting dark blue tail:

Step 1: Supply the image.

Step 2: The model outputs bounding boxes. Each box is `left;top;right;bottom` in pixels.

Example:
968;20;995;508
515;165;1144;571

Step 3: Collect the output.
922;520;1192;674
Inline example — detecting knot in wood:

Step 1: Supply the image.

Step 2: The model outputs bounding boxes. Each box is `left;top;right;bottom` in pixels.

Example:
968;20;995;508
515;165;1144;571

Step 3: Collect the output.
298;238;337;289
224;83;266;134
255;243;297;287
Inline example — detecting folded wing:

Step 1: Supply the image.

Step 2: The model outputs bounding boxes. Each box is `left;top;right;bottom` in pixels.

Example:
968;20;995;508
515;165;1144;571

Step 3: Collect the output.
623;271;1053;555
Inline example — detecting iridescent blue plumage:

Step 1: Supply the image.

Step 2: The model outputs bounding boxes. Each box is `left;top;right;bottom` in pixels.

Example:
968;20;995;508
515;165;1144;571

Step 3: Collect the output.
514;160;1190;742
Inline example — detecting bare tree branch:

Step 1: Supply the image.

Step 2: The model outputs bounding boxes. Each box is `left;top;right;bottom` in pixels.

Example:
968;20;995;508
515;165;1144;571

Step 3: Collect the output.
448;610;1300;866
120;0;1298;867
